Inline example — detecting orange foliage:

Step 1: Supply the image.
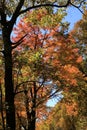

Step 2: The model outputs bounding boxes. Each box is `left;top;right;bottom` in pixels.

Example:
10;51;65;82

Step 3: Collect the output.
12;14;83;124
65;101;78;116
12;15;83;87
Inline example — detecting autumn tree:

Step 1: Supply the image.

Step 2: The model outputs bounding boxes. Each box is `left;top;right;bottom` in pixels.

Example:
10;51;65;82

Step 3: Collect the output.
37;100;78;130
11;9;84;129
12;10;66;130
0;0;86;129
38;84;87;130
70;9;87;129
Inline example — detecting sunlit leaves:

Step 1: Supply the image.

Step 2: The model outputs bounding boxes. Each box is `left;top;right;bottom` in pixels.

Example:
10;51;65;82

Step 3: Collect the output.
71;9;87;59
37;101;78;130
11;7;85;129
25;8;67;28
70;9;87;129
13;13;83;87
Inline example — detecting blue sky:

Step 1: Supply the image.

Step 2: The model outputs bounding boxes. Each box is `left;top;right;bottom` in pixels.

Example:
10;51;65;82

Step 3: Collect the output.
64;6;82;30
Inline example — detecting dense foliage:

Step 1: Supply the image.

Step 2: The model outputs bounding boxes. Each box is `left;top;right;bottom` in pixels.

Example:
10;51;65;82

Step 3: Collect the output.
0;0;87;130
36;9;87;130
10;10;83;129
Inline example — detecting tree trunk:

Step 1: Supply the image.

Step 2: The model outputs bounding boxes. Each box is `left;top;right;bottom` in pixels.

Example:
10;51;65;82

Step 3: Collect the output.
28;110;36;130
27;82;36;130
28;114;36;130
70;124;76;130
0;82;5;130
3;27;15;130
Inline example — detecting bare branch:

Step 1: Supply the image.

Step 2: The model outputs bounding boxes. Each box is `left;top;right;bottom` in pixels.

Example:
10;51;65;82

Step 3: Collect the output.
12;34;27;49
36;87;61;107
47;88;61;99
77;0;86;8
19;1;70;15
15;90;25;95
14;80;43;95
36;80;45;92
69;1;85;15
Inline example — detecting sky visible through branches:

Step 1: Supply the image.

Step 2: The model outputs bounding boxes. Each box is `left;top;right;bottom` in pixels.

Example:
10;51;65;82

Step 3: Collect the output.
47;6;82;107
11;6;82;107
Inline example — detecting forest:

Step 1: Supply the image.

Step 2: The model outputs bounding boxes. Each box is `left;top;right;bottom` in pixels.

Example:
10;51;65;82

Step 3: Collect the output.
0;0;87;130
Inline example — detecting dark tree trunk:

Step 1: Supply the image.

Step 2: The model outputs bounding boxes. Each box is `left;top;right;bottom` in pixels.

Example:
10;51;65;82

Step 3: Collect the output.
70;124;76;130
29;110;36;130
28;82;36;130
27;82;36;130
27;110;36;130
0;82;5;130
3;27;15;130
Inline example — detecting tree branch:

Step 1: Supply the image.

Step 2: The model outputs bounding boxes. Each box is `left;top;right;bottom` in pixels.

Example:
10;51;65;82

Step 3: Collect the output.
9;0;25;31
36;88;61;107
7;0;85;33
36;79;45;92
12;34;27;49
14;80;43;95
15;90;25;95
19;1;70;15
69;1;85;14
78;0;86;8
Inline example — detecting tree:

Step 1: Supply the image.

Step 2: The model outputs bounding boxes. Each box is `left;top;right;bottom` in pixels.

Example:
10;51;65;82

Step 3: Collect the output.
70;9;87;129
0;0;86;129
12;11;83;129
12;10;66;129
36;100;78;130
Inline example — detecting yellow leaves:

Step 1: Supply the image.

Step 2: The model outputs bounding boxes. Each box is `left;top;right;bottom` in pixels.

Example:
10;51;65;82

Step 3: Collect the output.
29;51;42;63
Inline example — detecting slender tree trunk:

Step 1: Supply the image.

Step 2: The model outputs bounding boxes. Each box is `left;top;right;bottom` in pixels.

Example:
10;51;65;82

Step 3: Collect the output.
0;82;5;130
3;27;15;130
28;110;36;130
24;89;36;130
28;82;36;130
70;123;76;130
29;110;36;130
